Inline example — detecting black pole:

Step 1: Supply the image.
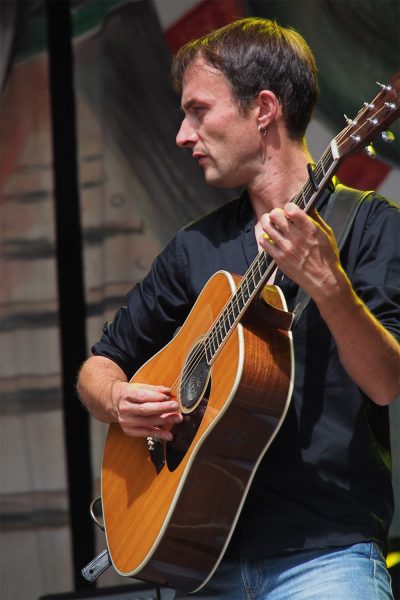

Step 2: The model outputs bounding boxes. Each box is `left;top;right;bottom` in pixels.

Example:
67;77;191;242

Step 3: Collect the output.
45;0;95;589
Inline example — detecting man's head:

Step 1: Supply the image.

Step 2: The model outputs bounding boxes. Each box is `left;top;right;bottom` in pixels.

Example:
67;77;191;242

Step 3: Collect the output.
172;17;319;140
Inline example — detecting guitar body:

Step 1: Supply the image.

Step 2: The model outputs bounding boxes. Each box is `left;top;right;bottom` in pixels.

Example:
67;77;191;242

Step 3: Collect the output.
101;270;293;592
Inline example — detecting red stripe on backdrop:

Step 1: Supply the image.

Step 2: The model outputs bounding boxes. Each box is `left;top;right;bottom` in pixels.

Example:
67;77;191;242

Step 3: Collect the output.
336;154;391;191
165;0;246;54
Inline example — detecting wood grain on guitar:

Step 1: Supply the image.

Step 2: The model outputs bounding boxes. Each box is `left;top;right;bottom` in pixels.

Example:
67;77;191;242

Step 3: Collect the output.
102;274;293;591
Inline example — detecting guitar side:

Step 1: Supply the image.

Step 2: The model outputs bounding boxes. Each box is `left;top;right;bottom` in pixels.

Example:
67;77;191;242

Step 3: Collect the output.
101;270;293;592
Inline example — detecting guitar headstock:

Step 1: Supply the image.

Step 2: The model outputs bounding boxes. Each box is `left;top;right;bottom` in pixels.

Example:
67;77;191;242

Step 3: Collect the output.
334;70;400;159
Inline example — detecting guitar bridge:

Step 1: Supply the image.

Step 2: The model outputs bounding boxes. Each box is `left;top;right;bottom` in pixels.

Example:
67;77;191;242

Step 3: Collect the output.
147;436;164;473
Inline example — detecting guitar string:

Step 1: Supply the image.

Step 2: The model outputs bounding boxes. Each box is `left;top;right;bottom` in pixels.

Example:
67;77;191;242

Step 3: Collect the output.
167;99;390;401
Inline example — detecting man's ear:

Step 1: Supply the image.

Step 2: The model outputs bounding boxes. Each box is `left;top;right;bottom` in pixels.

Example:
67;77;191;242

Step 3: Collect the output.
256;90;280;130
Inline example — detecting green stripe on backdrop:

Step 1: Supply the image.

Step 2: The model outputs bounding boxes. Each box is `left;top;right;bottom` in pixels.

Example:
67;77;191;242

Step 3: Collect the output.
13;0;131;61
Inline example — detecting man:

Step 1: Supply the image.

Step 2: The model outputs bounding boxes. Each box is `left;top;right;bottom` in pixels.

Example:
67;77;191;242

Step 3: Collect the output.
77;18;399;599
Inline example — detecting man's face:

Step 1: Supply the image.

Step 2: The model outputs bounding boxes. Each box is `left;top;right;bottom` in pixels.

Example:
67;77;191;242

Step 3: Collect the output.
176;59;260;188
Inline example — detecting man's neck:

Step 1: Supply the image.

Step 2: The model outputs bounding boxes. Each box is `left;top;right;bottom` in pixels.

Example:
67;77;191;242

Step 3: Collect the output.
247;135;313;222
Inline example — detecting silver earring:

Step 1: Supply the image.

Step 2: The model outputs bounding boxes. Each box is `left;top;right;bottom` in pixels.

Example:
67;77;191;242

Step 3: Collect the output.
258;125;267;136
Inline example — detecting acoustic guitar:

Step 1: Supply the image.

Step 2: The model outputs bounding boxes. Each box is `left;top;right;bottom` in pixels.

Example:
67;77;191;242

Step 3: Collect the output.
101;72;400;592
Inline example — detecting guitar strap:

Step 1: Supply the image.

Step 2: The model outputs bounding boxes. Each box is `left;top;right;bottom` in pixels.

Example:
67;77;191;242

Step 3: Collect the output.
291;183;374;328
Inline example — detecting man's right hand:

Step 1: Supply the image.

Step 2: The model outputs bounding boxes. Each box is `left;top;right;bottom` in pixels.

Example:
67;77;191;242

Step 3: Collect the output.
111;381;183;441
77;356;184;438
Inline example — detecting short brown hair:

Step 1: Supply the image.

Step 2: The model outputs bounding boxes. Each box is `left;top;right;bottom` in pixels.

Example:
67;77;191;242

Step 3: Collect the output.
172;17;319;139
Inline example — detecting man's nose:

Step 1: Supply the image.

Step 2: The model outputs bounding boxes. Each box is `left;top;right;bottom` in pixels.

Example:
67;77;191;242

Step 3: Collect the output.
176;118;198;148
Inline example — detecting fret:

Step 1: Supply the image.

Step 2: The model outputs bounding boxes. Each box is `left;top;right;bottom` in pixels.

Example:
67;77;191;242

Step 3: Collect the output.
210;333;218;355
205;340;213;364
301;183;313;208
314;163;325;185
257;256;264;279
321;147;334;176
222;313;228;335
242;281;250;303
232;301;239;321
254;263;261;284
260;253;269;274
207;336;215;362
248;270;257;295
236;288;244;312
249;268;255;291
219;316;225;337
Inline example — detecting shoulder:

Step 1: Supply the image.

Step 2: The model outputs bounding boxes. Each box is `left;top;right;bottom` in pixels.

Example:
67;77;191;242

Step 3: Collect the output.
353;189;399;238
179;195;246;237
166;194;247;262
350;183;397;211
147;194;246;295
340;187;400;279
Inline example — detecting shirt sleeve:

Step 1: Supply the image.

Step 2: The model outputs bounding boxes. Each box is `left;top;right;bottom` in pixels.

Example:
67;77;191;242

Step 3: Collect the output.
91;232;193;379
347;195;400;342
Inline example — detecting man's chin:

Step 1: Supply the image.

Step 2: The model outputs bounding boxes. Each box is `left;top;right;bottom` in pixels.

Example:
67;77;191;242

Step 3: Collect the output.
203;170;235;189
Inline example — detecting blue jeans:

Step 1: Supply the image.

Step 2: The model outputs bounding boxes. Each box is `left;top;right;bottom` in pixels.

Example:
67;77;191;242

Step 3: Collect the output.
174;542;393;599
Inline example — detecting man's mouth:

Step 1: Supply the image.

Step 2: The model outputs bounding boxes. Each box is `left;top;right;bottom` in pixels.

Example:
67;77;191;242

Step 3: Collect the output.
193;153;208;166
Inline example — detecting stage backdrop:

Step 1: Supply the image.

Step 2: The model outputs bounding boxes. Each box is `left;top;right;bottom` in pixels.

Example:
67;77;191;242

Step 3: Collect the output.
0;1;398;598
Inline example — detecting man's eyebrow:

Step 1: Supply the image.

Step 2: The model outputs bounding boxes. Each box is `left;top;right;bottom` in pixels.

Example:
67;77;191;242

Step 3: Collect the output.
181;99;196;113
181;98;209;113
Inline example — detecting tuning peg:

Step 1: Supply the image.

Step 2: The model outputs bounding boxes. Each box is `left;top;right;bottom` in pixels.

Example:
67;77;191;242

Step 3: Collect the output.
365;144;377;159
344;114;356;125
381;130;395;143
376;81;392;92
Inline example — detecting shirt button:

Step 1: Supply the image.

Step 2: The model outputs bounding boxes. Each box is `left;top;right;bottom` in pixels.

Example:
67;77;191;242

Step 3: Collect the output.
245;224;251;232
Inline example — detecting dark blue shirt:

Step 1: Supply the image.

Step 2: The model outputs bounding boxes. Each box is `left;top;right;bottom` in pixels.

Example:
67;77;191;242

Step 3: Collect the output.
93;189;400;556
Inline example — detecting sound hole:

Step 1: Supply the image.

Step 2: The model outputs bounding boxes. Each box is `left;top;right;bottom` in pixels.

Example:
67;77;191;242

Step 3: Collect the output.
166;378;211;472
